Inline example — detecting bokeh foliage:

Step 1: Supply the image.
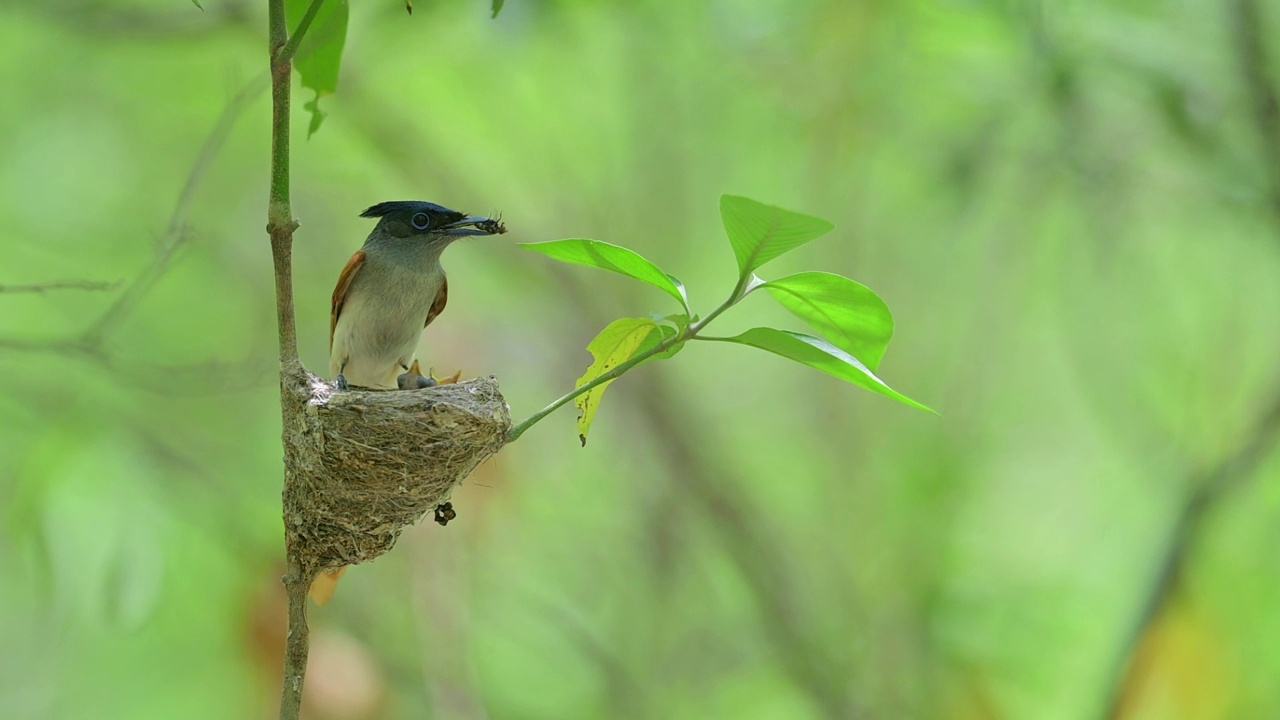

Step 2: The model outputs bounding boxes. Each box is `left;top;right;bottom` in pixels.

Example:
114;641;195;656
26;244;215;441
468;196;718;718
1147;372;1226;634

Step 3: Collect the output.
1;1;1279;719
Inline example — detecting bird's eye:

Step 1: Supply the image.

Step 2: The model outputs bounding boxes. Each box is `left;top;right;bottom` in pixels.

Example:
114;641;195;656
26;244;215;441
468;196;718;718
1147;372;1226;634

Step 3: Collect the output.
411;213;431;230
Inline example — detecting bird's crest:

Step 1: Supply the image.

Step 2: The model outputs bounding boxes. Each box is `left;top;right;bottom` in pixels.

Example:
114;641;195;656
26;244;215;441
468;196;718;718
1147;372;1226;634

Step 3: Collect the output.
360;201;456;219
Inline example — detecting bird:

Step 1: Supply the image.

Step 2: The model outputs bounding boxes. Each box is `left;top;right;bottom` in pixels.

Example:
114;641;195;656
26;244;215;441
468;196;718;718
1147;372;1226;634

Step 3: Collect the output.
312;201;505;606
328;200;505;391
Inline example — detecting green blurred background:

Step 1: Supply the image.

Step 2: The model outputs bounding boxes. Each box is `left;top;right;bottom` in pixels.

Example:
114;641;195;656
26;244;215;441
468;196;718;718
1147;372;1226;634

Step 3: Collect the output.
2;0;1279;718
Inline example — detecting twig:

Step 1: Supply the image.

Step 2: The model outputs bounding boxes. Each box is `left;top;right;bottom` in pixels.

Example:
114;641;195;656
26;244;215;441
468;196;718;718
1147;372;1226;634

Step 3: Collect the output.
505;324;685;442
277;0;327;64
506;273;757;442
0;280;120;294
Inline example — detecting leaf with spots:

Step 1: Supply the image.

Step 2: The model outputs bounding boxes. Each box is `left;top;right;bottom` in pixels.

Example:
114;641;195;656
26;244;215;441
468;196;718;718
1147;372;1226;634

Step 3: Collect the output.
575;318;660;445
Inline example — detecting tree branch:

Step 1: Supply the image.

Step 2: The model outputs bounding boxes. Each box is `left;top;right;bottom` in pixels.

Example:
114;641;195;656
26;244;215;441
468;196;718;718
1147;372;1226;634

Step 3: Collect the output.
0;280;121;294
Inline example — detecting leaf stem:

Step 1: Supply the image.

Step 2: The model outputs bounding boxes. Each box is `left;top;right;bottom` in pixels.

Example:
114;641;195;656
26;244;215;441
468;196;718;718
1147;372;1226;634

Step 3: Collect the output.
276;0;327;64
507;279;749;443
506;325;684;442
687;272;757;334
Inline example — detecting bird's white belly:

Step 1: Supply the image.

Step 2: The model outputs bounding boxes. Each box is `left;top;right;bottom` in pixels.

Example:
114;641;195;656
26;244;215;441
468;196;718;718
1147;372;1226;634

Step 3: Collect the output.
330;289;431;389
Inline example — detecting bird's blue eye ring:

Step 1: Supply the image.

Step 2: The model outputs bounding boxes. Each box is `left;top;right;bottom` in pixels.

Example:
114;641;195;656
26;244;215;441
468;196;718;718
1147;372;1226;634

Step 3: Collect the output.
411;212;431;230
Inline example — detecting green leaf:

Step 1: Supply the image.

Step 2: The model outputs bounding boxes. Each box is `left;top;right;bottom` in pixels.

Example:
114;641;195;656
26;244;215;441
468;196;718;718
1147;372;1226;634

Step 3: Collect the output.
191;0;203;9
642;320;686;361
522;239;689;312
720;195;834;278
710;328;932;412
575;318;661;444
761;272;894;371
303;95;327;138
286;0;348;137
492;0;505;18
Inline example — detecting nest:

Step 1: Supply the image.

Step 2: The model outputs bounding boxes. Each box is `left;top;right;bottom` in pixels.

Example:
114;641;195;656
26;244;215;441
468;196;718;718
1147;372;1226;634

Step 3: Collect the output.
280;367;510;573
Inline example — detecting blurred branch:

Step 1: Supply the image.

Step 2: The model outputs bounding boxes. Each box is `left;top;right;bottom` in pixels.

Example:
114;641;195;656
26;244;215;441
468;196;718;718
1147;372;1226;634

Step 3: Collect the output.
0;336;273;394
635;376;862;720
83;80;262;349
1233;0;1280;219
524;594;644;719
1102;391;1280;719
1101;4;1280;716
10;0;255;39
0;280;120;294
0;81;265;389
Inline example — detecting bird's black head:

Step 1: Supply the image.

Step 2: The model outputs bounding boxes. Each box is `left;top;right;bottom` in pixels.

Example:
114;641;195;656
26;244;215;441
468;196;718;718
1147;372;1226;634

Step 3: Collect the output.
360;201;505;239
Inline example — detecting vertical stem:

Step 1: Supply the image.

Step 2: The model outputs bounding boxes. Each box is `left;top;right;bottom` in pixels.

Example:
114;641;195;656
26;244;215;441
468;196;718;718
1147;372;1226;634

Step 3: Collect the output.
280;553;315;720
266;1;309;719
268;0;298;367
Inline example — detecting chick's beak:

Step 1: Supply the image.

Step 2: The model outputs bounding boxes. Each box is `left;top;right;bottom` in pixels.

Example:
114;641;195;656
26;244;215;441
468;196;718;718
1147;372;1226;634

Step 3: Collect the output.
443;215;506;236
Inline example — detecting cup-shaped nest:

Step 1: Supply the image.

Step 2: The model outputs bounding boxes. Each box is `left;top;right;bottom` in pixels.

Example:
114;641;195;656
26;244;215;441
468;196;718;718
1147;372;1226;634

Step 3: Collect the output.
281;369;510;572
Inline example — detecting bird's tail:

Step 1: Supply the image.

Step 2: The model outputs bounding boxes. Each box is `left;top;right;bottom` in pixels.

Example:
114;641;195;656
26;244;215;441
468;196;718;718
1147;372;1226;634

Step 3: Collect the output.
309;567;348;605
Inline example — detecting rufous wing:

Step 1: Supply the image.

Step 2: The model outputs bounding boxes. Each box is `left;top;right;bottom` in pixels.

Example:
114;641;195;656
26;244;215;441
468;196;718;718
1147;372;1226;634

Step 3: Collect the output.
330;250;366;349
424;275;448;328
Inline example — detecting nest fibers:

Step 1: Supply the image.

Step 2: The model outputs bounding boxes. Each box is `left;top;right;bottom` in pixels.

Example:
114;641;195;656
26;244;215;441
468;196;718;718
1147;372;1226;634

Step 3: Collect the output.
281;368;510;573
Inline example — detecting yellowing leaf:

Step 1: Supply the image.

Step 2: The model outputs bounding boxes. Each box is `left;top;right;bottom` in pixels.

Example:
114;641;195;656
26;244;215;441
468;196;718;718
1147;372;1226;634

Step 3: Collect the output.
575;318;659;445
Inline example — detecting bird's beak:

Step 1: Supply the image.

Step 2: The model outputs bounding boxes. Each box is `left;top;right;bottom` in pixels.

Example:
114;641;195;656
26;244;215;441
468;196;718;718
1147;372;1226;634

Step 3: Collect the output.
442;215;506;237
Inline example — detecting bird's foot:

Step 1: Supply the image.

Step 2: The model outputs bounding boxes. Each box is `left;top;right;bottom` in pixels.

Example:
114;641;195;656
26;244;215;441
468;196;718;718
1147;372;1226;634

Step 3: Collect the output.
336;373;349;391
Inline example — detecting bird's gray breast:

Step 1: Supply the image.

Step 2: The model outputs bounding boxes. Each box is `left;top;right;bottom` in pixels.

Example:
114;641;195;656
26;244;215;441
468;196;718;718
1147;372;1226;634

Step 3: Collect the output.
348;254;444;360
